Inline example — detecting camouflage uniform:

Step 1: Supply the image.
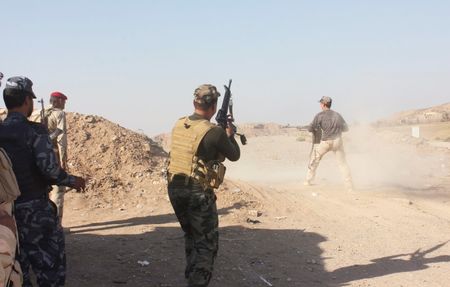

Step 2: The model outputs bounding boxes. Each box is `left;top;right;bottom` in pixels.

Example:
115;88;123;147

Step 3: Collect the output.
30;102;68;224
45;107;67;224
168;85;240;287
168;180;219;286
14;199;65;287
0;77;81;287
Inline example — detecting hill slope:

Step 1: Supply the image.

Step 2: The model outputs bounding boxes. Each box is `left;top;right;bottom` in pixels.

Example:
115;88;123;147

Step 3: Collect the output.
376;102;450;126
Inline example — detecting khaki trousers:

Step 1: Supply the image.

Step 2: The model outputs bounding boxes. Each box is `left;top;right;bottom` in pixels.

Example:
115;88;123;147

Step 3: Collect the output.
306;137;353;187
51;185;66;223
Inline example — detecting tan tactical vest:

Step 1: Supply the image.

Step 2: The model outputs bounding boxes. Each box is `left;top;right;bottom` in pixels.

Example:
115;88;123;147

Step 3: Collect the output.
0;202;22;287
168;117;214;177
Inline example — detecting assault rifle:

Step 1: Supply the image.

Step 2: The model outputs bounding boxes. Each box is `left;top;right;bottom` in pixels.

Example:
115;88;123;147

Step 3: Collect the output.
215;79;247;145
283;124;322;159
281;124;310;131
282;124;321;144
38;98;48;127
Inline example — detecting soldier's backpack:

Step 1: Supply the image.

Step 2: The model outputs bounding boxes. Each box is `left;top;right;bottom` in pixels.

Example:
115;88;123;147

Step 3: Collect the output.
0;149;20;204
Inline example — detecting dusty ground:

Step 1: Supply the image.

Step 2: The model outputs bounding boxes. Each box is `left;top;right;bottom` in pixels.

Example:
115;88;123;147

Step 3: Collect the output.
62;123;450;287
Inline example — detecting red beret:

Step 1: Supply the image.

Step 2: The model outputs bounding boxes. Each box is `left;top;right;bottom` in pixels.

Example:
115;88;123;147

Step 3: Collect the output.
50;91;68;100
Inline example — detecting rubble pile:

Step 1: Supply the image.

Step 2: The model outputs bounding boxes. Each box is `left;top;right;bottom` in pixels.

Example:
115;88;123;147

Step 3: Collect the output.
66;113;168;204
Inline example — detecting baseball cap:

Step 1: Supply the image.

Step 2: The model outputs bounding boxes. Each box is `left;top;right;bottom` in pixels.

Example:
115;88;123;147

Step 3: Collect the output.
5;76;36;98
50;91;68;100
194;84;221;104
319;96;332;104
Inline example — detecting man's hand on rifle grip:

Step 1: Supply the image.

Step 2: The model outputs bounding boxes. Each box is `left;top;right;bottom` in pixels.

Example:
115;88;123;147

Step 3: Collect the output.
226;114;236;137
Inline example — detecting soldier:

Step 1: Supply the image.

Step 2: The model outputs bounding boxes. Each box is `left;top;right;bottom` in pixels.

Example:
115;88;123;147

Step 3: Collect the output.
167;84;240;287
0;76;85;287
304;96;353;190
46;91;68;225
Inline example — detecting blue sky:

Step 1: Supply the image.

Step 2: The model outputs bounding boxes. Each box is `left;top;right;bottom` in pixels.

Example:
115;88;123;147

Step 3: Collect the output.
2;0;449;135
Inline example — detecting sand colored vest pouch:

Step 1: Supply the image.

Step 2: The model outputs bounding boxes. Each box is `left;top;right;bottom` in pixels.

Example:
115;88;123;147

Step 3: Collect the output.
192;159;226;190
168;117;226;189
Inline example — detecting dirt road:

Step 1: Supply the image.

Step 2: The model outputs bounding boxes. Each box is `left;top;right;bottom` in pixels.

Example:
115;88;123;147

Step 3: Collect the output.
64;127;450;286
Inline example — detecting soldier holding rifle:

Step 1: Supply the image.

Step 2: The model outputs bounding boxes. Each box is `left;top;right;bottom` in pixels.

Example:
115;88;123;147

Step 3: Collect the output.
167;81;241;287
304;96;353;191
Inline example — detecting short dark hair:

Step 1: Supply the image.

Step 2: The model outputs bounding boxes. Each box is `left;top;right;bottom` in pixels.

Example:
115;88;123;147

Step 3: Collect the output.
3;89;31;109
193;98;217;111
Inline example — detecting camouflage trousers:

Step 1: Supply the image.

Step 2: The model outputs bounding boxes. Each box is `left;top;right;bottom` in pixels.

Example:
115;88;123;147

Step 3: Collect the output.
14;197;66;287
50;186;66;224
306;137;353;188
168;182;219;287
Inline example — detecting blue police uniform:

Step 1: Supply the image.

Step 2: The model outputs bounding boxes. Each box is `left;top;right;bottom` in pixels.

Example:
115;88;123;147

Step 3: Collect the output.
0;112;77;287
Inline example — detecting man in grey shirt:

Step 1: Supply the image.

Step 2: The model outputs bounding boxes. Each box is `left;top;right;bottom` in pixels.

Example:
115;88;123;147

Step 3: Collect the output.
304;96;353;190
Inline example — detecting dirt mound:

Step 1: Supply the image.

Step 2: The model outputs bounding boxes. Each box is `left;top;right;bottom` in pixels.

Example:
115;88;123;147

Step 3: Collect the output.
153;132;171;152
375;102;450;126
66;113;168;207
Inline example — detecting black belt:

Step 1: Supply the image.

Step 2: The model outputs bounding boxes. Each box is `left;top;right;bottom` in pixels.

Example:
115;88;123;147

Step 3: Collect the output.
169;174;194;186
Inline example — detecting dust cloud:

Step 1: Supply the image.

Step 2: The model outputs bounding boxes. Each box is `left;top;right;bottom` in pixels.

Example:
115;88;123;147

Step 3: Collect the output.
227;123;450;195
